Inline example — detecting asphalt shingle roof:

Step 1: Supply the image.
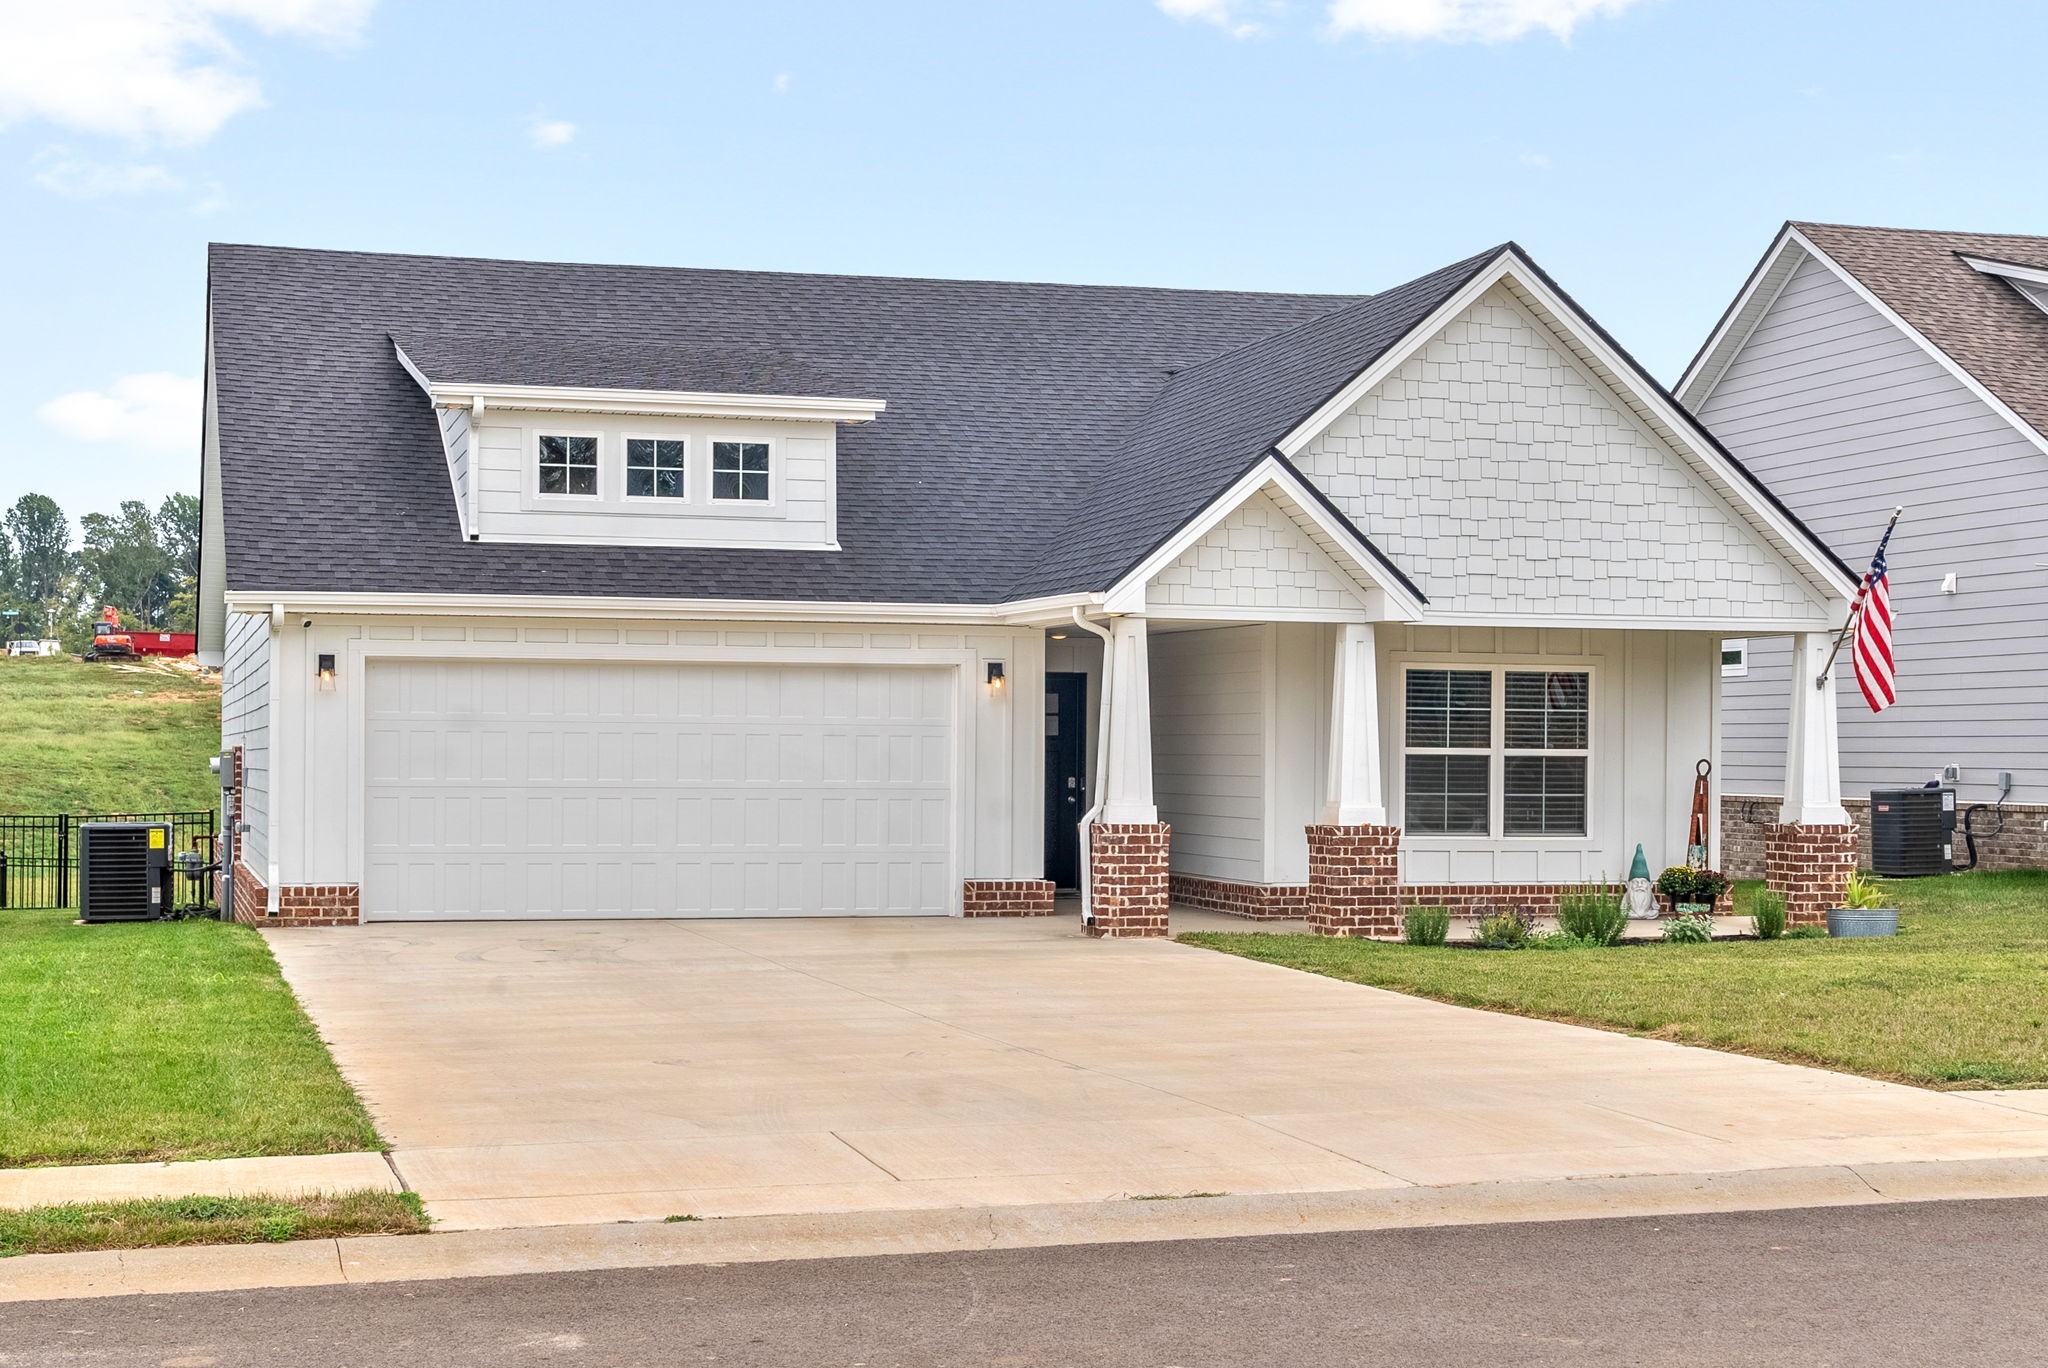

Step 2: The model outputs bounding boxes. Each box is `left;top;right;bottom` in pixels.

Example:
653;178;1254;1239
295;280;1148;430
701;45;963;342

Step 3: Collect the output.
208;243;1500;603
1795;222;2048;446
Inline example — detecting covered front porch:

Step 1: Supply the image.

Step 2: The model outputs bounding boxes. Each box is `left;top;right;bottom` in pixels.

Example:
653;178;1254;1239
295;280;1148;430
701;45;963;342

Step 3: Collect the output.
1045;611;1858;940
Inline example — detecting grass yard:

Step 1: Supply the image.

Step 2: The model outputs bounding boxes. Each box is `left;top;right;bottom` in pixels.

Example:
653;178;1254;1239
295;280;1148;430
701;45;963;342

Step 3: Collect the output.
0;655;220;814
0;1191;426;1258
1181;870;2048;1089
0;905;382;1167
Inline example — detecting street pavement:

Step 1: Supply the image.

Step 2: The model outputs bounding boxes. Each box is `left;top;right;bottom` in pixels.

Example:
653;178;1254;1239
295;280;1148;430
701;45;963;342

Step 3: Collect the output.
9;1196;2047;1366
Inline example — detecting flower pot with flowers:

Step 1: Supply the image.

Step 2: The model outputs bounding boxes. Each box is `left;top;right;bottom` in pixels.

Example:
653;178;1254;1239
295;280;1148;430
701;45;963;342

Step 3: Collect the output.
1654;866;1731;918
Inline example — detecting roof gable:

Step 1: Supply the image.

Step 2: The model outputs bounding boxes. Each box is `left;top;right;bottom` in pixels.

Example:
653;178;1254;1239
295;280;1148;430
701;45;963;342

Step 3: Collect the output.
1292;281;1842;627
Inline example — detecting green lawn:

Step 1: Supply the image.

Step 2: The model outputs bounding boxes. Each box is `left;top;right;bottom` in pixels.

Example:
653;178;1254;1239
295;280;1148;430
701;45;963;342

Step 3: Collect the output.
0;1191;426;1258
1181;870;2048;1089
0;905;382;1167
0;656;220;814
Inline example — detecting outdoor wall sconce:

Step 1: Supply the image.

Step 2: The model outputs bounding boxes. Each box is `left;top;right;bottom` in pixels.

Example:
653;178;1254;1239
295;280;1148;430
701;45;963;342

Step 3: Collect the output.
986;661;1006;691
317;653;336;691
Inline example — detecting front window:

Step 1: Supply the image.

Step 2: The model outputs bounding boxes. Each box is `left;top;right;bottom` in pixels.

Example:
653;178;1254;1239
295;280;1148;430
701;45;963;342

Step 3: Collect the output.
626;438;686;499
712;441;770;501
1403;667;1590;837
537;434;598;496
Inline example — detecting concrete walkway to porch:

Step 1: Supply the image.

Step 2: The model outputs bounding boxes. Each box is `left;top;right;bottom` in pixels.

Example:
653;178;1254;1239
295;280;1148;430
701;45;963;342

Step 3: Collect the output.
263;911;2048;1233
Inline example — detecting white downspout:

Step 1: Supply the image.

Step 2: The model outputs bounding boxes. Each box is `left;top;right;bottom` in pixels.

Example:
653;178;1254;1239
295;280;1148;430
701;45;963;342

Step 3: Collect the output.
1070;607;1115;927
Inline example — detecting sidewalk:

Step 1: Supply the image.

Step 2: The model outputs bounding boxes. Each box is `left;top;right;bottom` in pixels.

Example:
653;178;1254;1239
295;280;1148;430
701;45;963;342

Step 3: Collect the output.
8;1154;2048;1303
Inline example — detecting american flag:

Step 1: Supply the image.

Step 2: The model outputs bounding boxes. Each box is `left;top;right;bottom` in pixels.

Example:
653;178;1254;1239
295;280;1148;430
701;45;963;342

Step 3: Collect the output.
1852;523;1898;713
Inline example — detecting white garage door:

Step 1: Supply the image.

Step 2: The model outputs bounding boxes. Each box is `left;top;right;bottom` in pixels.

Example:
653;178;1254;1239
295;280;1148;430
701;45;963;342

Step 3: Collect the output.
363;660;955;919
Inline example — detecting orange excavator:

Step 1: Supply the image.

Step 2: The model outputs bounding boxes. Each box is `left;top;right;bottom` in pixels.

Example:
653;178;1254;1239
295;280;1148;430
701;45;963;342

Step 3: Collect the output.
83;607;137;662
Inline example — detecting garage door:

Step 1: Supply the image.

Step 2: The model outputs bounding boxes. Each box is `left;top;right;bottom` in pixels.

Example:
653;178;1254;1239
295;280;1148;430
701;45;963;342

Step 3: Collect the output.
363;660;954;919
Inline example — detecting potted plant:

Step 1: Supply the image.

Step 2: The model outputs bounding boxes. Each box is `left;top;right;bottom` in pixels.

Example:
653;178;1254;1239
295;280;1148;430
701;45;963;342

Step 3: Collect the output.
1827;871;1898;938
1653;866;1730;918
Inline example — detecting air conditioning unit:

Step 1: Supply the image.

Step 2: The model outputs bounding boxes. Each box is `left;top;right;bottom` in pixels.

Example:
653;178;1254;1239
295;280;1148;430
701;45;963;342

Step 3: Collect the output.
78;822;171;923
1869;788;1956;879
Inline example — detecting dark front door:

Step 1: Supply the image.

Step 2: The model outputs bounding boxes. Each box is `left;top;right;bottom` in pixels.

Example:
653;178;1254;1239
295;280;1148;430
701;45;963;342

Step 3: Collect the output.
1044;672;1088;889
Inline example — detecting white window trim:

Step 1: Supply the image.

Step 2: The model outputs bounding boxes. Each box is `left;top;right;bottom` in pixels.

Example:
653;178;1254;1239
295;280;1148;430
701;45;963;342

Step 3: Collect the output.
1721;638;1749;678
621;432;691;504
530;428;604;502
707;434;779;508
1396;662;1595;843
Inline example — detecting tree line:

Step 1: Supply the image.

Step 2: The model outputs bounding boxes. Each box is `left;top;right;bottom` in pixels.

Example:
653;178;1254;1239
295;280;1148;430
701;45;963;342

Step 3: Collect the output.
1;492;200;650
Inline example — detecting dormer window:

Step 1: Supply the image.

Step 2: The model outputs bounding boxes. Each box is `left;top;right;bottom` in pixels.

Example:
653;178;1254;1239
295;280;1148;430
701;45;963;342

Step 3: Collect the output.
537;434;598;497
626;438;687;499
712;440;771;502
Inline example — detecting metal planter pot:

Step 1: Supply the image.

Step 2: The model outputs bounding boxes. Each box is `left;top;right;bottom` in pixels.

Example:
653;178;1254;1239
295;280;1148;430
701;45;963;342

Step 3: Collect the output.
1827;908;1899;938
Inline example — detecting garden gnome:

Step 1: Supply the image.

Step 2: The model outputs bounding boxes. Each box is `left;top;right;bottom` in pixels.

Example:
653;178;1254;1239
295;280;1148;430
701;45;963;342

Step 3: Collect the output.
1622;844;1657;920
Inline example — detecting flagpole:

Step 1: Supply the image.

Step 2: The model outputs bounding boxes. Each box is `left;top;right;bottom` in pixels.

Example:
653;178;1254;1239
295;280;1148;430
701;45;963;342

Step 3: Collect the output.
1816;505;1903;690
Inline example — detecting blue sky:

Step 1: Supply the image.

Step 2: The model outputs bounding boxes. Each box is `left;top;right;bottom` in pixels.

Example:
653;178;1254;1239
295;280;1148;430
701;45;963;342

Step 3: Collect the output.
4;0;2045;526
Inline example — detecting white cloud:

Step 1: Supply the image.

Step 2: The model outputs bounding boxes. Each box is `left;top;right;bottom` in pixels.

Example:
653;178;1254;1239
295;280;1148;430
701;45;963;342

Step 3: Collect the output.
773;71;791;94
526;116;575;149
1157;0;1265;38
38;373;202;452
1325;0;1642;42
0;0;375;146
32;147;185;196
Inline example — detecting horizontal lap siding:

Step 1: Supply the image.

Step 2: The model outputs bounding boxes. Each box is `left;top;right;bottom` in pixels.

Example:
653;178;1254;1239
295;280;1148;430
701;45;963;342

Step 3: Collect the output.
221;611;269;870
1151;626;1267;883
1697;253;2048;805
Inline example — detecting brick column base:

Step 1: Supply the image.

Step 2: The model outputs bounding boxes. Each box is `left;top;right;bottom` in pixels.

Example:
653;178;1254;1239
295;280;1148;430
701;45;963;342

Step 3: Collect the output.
1764;822;1858;929
1305;823;1402;939
962;879;1058;917
230;860;362;927
1086;822;1171;939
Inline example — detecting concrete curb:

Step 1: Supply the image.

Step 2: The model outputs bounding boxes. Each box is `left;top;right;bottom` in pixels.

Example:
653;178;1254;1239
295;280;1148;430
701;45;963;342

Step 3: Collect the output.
7;1155;2048;1304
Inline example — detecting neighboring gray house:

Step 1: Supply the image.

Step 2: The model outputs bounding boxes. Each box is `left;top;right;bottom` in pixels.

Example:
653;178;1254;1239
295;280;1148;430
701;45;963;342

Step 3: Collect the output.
1681;223;2048;872
199;240;1859;933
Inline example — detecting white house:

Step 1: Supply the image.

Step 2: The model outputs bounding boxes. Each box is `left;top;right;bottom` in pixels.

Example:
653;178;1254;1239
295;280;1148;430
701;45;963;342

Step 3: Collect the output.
199;241;1859;934
1681;223;2048;873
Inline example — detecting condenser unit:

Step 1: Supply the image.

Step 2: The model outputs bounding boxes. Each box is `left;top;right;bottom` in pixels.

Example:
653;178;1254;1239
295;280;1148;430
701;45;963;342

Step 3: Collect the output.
78;822;171;923
1869;788;1955;879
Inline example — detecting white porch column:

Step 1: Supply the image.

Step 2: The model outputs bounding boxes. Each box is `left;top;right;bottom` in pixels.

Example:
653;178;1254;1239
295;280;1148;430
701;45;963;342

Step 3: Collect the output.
1780;631;1851;826
1321;622;1387;826
1098;615;1157;824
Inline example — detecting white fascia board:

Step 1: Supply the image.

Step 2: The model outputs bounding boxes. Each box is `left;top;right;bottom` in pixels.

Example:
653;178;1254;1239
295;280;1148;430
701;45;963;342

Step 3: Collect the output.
1675;226;1807;409
223;590;1101;627
1783;230;2048;460
1413;609;1840;634
1099;455;1427;620
1959;253;2048;289
426;379;887;425
394;342;475;540
1273;248;1855;604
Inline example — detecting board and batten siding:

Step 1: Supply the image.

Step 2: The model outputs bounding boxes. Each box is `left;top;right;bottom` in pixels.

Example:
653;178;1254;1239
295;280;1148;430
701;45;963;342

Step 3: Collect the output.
1378;626;1719;885
220;610;270;874
1148;623;1330;887
469;412;835;548
1693;251;2048;806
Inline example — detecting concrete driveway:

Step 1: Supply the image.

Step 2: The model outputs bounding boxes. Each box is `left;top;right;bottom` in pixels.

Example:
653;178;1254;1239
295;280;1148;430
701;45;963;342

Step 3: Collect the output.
265;913;2048;1231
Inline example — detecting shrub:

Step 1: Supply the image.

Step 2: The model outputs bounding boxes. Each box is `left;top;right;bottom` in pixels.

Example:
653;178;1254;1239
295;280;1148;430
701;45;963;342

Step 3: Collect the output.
1556;882;1629;946
1842;870;1889;910
1402;905;1451;947
1662;913;1715;944
1473;906;1533;950
1751;888;1787;940
1529;932;1602;950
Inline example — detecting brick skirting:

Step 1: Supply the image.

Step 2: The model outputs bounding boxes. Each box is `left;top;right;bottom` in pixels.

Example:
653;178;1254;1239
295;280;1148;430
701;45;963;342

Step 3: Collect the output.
1304;823;1402;939
1168;874;1310;920
961;879;1058;917
1086;822;1171;939
1764;823;1858;929
1724;793;2048;879
230;860;361;927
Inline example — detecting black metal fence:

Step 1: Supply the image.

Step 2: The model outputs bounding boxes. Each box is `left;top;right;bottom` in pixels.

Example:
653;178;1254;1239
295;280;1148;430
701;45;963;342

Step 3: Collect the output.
0;811;218;912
